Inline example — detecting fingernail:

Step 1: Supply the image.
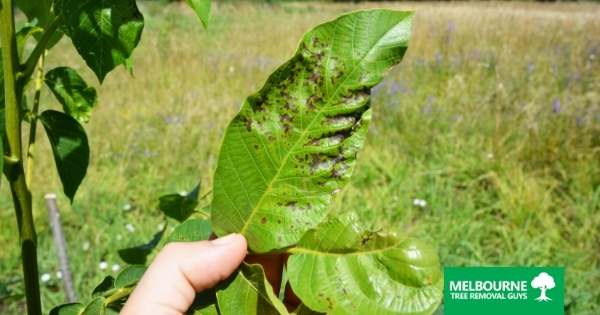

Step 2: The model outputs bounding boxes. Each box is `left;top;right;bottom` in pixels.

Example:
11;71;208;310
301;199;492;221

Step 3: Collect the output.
211;233;239;246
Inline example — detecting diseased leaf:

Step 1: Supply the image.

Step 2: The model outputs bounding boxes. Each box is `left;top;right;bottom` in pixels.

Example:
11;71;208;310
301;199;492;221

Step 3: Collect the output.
40;110;90;202
92;276;115;297
82;297;106;315
216;263;288;315
118;223;166;264
158;183;201;222
55;0;144;82
287;214;442;315
114;265;146;288
186;0;211;29
45;67;97;123
49;303;84;315
167;219;212;243
211;10;413;252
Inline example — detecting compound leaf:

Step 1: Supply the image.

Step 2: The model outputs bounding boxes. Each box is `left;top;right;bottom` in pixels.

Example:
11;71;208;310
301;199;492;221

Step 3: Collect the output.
45;67;97;123
55;0;144;82
286;214;442;315
15;0;63;48
114;265;146;288
92;276;115;297
40;110;90;202
49;303;84;315
118;224;166;265
16;25;43;61
186;0;211;29
211;9;413;252
216;263;288;315
158;183;201;222
167;218;212;243
81;297;106;315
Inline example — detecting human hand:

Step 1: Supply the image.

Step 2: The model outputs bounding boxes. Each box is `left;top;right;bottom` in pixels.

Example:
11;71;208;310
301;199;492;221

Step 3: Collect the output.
121;234;247;315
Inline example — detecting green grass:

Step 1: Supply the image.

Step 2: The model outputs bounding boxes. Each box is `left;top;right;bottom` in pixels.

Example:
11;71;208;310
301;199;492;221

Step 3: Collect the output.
1;1;599;314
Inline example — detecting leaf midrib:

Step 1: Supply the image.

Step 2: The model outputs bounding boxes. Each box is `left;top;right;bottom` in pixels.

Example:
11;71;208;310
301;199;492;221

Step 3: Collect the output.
238;14;406;237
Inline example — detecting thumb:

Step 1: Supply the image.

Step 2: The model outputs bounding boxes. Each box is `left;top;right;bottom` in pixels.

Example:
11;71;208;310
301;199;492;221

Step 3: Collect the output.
121;234;247;315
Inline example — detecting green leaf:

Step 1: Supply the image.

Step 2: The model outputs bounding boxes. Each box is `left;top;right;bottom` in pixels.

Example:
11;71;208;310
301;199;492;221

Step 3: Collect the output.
45;67;97;123
114;265;146;288
16;0;52;26
293;304;324;315
158;183;201;222
286;214;442;315
167;218;212;243
211;9;413;252
118;224;166;264
55;0;144;82
193;304;220;315
216;263;288;315
16;25;43;61
50;303;84;315
40;110;90;202
82;297;106;315
15;0;63;47
92;276;115;297
186;0;211;29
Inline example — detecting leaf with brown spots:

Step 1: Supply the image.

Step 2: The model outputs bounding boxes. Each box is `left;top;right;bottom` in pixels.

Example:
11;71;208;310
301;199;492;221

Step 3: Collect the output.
212;10;414;253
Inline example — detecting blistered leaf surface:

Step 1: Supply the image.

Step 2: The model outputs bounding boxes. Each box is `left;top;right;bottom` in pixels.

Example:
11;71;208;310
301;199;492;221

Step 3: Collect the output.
212;10;413;252
287;214;442;315
45;67;97;123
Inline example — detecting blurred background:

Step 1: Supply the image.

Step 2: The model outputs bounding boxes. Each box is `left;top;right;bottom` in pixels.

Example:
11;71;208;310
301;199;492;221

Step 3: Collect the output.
0;0;598;314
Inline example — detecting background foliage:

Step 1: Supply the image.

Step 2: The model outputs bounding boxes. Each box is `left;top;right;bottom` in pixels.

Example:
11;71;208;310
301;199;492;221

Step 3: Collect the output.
0;1;598;314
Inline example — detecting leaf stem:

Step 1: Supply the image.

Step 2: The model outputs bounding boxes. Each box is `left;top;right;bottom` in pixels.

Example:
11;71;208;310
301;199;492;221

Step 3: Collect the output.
104;287;133;306
1;1;42;315
25;53;45;187
21;16;61;85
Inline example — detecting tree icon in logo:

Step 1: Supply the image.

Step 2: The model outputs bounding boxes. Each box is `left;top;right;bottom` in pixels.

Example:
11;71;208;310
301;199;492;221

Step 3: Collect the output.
531;272;555;302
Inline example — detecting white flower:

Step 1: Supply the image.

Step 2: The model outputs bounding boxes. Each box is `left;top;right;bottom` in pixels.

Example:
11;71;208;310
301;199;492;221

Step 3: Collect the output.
122;203;132;211
40;273;51;283
413;198;427;207
82;241;90;251
56;271;63;279
112;264;121;272
99;261;108;270
157;223;165;231
125;223;135;233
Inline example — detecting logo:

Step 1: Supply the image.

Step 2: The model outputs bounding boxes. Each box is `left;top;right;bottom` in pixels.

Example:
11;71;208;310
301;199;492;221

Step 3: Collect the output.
444;267;564;315
531;272;555;302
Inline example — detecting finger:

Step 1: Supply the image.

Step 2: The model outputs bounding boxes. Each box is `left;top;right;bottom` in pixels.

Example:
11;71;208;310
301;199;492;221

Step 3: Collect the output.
121;234;247;315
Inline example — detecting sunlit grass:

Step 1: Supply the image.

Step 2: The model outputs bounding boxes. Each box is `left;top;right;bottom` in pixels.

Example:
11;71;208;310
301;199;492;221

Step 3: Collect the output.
1;1;598;314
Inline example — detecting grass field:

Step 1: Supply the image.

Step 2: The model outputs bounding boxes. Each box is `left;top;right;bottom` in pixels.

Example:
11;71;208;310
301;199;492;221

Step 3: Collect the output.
1;1;599;314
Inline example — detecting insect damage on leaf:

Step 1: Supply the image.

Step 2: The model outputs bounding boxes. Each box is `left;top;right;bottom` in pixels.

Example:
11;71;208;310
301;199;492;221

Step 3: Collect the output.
211;10;414;253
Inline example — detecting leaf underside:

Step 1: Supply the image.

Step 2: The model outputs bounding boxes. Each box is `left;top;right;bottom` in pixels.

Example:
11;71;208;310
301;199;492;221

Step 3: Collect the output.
287;214;443;315
211;9;413;252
